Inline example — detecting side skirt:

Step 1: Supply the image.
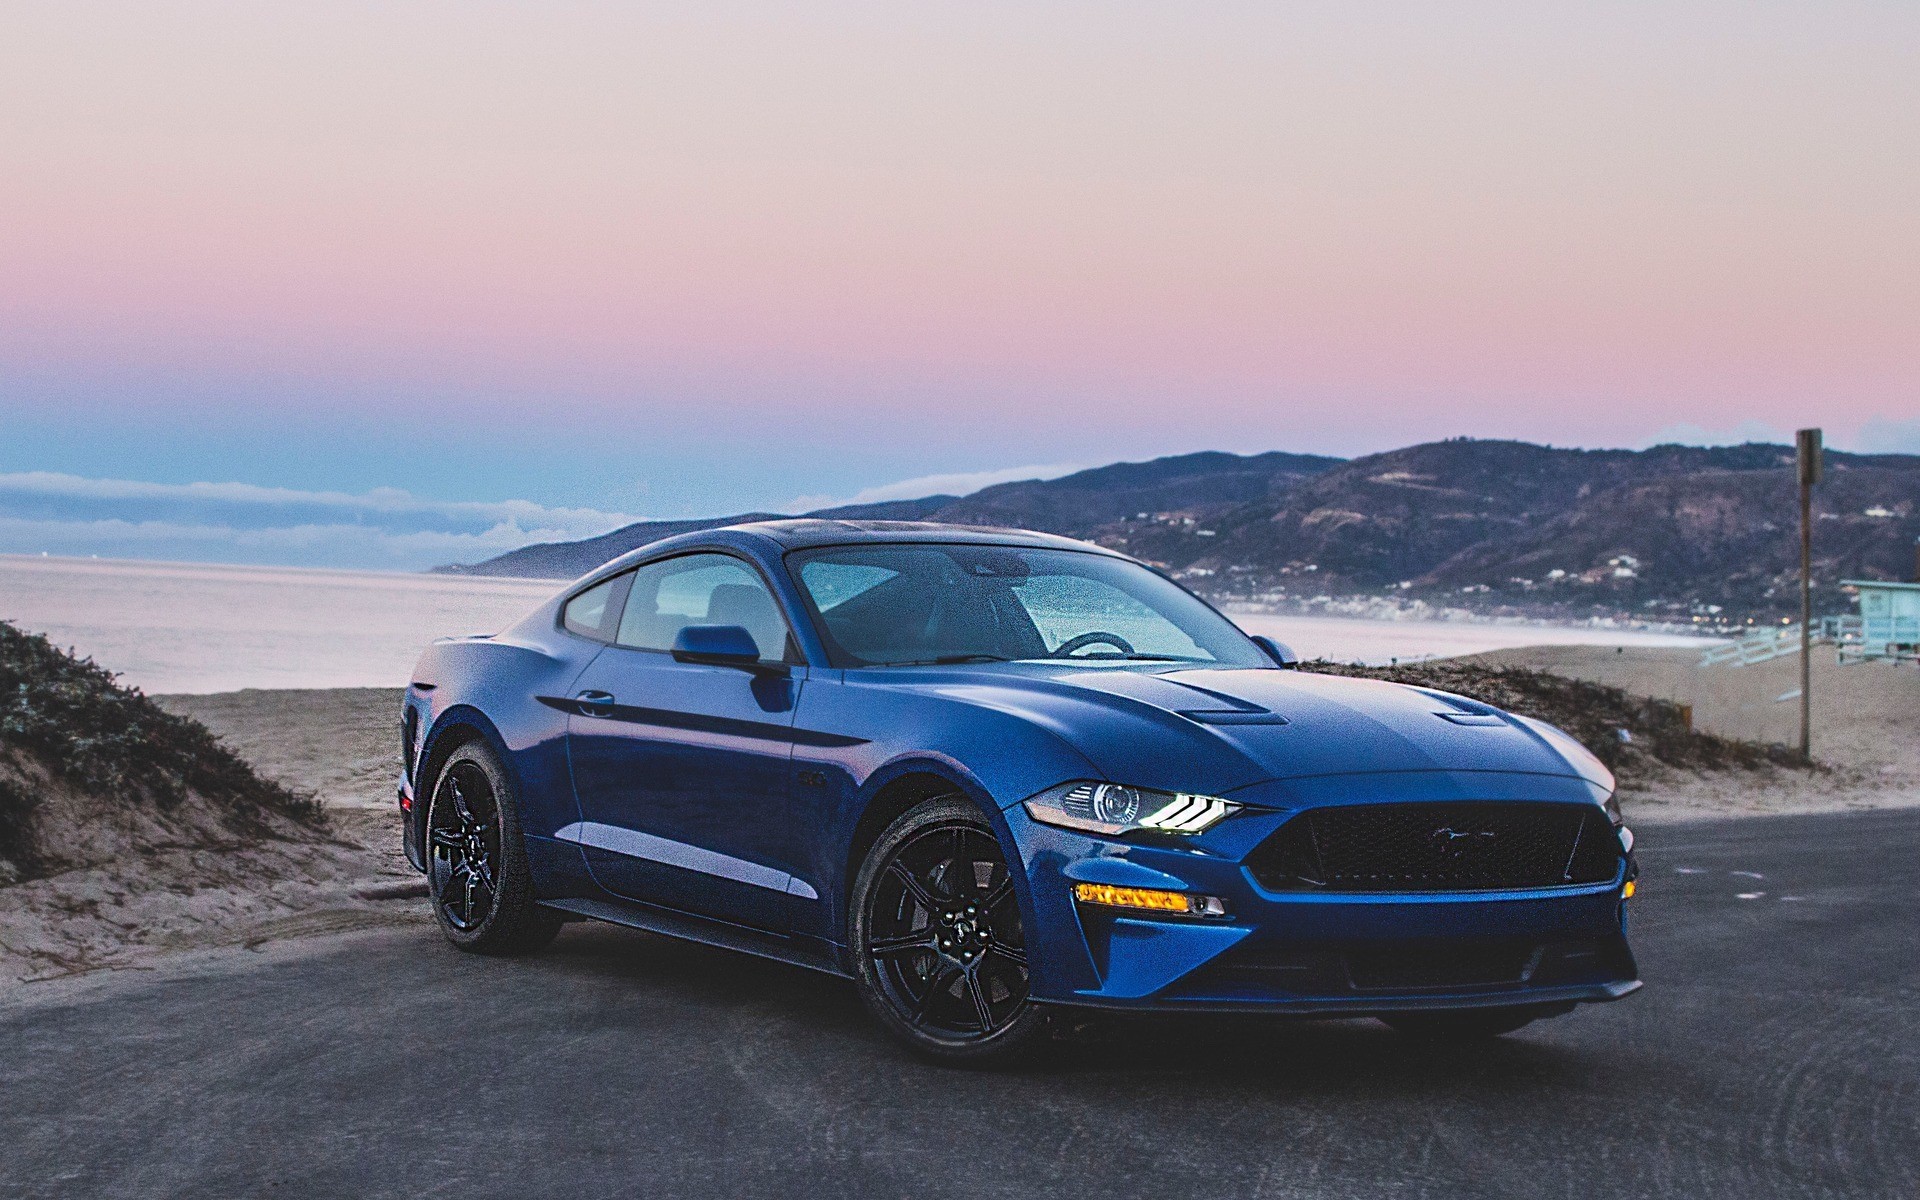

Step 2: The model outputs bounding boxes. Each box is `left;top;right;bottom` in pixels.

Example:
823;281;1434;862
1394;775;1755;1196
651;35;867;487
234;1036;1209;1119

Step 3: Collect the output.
540;895;847;979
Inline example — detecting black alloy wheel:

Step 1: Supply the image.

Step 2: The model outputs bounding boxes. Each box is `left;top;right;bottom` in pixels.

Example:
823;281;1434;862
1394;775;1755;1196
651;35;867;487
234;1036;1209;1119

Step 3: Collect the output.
423;742;564;955
428;759;502;931
851;798;1047;1063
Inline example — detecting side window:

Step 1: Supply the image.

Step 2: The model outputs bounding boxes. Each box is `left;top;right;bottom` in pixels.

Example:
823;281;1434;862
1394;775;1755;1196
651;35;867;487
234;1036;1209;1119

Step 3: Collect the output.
562;574;627;641
616;553;795;663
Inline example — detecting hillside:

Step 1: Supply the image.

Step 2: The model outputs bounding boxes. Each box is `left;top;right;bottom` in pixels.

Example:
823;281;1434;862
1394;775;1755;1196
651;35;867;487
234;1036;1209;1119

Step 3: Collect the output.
0;622;378;983
0;622;326;885
440;439;1920;622
444;512;789;581
931;450;1343;531
1126;441;1920;620
437;449;1341;581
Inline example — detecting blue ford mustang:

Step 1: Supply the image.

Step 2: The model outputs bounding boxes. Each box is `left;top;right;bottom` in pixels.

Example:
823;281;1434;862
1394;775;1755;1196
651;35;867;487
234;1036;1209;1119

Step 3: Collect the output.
399;520;1639;1061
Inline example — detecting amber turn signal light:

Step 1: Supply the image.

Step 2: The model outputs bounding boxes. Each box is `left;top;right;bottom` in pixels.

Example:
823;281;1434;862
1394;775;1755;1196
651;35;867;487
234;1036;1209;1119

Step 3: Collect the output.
1072;882;1227;917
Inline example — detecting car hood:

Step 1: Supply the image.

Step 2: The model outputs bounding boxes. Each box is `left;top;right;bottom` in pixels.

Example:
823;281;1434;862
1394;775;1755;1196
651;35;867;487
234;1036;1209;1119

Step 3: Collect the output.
908;662;1598;799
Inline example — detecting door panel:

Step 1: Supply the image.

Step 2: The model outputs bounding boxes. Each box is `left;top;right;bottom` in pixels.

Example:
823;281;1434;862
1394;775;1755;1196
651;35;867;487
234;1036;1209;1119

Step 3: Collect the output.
565;649;806;929
561;550;810;931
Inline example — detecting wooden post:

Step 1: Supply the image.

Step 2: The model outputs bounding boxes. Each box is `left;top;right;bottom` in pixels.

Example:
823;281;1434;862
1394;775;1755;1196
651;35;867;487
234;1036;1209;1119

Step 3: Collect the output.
1796;428;1822;764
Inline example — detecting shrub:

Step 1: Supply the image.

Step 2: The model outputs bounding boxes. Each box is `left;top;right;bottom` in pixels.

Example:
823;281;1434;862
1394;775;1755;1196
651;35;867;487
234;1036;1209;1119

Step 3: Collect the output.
0;620;325;867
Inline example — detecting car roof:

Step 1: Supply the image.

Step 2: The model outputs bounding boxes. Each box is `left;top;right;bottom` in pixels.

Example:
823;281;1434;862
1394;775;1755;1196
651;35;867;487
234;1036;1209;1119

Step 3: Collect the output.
581;519;1133;584
725;519;1122;554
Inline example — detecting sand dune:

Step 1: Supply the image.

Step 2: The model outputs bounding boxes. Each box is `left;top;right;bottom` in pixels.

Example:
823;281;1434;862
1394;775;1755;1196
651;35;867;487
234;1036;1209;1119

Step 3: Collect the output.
158;688;406;812
1454;645;1920;820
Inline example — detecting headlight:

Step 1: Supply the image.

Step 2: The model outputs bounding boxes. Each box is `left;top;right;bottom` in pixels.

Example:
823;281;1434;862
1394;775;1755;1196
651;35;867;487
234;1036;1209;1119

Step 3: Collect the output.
1600;792;1635;852
1023;782;1241;836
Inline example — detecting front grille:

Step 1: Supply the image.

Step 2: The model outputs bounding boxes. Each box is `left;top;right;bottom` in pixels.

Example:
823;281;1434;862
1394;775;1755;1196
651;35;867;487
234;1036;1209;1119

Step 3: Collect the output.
1246;801;1620;892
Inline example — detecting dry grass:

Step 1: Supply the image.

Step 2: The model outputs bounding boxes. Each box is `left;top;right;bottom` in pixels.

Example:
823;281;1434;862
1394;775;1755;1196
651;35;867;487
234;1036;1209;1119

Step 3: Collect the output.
1;621;325;883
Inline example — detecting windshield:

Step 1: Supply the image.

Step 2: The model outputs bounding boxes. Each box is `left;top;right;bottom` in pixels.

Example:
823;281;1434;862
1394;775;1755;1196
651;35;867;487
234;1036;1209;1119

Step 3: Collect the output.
786;543;1269;669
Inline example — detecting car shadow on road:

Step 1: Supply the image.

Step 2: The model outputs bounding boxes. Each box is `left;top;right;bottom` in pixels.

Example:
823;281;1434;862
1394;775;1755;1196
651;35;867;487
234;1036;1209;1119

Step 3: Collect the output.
510;918;1608;1096
1047;1009;1598;1091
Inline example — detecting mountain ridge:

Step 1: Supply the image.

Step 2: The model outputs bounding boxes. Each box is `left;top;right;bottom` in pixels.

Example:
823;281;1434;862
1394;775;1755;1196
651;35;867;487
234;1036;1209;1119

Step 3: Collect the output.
438;449;1341;580
438;440;1920;622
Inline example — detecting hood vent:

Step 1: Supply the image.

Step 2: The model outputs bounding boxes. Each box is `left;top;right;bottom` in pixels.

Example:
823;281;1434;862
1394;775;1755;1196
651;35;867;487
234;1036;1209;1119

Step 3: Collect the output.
1434;712;1508;727
1181;710;1290;726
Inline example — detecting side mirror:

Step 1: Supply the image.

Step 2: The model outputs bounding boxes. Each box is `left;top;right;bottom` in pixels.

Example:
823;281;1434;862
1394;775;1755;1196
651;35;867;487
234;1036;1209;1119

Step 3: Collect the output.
671;624;764;669
1251;635;1299;668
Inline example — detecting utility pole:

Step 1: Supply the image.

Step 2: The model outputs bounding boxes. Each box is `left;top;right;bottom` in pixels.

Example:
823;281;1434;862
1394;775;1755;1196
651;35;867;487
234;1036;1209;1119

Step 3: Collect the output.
1795;427;1822;764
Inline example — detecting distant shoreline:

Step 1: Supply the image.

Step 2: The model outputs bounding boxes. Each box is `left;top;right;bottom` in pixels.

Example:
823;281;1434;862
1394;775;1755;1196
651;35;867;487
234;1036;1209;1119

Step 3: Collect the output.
1221;601;1719;641
5;551;1722;694
0;552;1805;642
0;551;564;587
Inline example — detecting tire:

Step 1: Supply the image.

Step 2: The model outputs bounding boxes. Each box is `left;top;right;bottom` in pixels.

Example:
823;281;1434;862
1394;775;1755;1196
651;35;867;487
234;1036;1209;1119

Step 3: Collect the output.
1378;1005;1564;1041
423;741;563;956
849;797;1048;1064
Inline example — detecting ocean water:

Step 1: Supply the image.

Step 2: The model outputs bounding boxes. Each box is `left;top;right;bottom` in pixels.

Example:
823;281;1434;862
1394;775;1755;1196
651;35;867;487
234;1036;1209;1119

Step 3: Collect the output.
1;555;1715;694
1;556;557;694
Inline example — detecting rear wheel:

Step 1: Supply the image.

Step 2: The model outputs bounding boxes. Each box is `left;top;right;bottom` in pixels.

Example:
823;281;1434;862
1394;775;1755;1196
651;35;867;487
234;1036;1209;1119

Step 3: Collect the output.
1379;1005;1563;1040
425;742;563;956
849;798;1046;1064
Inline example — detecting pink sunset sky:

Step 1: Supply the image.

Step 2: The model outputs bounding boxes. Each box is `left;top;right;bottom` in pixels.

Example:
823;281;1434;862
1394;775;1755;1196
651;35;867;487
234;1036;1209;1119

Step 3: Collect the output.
1;2;1916;564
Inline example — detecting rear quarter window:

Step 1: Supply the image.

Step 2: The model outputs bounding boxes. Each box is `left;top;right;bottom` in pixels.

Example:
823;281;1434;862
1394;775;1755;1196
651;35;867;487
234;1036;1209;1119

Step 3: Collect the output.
562;575;624;641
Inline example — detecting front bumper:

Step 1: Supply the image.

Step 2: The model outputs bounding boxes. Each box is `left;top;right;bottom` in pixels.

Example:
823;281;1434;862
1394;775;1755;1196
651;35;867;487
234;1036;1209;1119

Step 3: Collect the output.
1005;795;1639;1015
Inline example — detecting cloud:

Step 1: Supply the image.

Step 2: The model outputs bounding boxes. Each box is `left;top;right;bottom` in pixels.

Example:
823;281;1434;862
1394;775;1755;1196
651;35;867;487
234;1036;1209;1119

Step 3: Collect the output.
0;473;638;570
1644;421;1790;449
0;462;1089;569
786;462;1082;513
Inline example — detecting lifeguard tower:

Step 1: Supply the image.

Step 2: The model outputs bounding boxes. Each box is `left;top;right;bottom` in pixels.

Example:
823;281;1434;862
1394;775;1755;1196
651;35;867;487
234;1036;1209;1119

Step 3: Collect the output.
1701;538;1920;667
1838;578;1920;664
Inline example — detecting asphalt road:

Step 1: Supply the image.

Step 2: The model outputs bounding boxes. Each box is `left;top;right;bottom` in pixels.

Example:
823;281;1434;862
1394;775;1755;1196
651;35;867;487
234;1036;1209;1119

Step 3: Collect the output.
4;808;1917;1200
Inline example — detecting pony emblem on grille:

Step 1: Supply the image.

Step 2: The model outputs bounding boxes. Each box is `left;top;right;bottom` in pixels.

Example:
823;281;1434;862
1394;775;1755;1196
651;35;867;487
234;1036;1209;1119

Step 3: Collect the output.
1430;826;1499;858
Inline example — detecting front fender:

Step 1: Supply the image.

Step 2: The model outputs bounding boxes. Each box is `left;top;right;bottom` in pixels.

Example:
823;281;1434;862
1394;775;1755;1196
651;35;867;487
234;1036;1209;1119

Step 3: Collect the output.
789;676;1104;949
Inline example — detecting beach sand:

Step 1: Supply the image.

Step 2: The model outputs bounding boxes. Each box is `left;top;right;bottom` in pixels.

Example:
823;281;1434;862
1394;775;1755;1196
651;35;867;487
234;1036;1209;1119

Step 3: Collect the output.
1455;645;1920;821
6;648;1914;986
158;687;408;813
0;689;417;986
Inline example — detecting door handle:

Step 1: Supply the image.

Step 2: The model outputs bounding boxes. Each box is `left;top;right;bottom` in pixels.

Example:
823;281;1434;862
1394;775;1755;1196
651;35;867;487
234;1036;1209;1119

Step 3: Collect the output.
574;689;616;715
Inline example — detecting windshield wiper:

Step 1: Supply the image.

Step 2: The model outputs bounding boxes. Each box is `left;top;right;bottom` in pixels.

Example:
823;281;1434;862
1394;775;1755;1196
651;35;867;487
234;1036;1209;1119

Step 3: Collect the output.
1118;653;1201;662
885;653;1013;666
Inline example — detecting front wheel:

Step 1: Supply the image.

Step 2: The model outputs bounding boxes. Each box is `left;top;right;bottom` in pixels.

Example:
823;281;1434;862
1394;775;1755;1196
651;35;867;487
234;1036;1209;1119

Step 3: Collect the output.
849;798;1047;1064
424;742;563;956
